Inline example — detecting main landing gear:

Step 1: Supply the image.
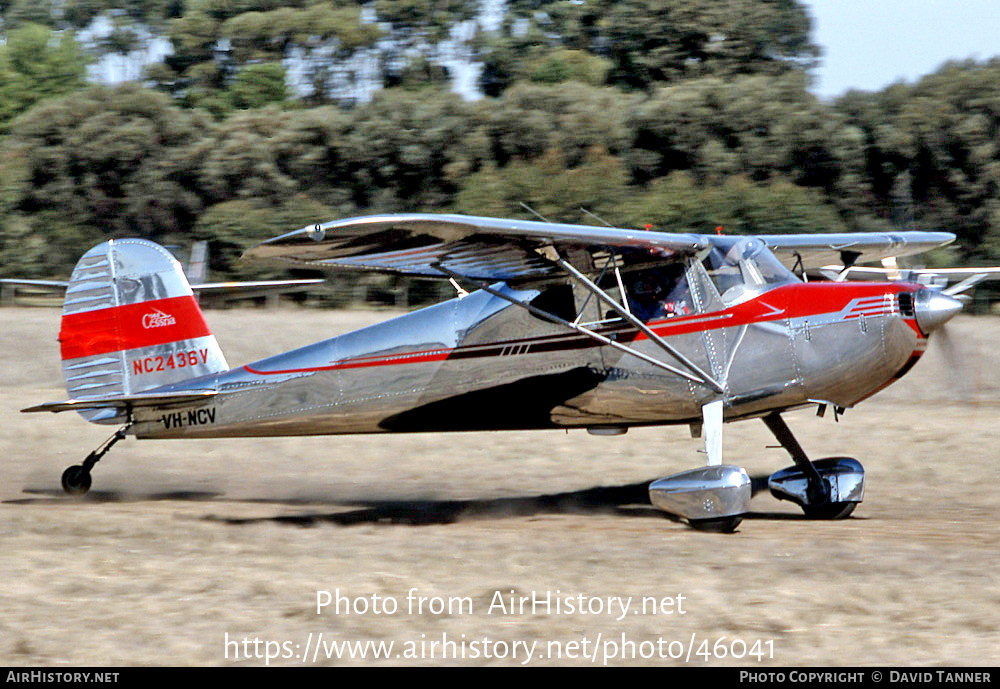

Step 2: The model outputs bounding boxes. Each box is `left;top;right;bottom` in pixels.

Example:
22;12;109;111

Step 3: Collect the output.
649;401;752;533
762;412;865;520
648;404;864;532
61;426;129;495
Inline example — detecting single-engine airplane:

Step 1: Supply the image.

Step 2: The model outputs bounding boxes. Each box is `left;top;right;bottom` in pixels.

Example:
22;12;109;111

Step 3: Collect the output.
21;214;985;531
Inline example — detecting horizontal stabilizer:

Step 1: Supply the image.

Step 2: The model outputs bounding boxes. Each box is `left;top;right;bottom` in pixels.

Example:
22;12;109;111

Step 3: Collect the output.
22;390;217;414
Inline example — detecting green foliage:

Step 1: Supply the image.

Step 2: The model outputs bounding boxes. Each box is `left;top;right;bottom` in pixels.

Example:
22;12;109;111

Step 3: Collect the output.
373;0;477;42
162;2;382;104
100;17;143;55
481;0;819;94
454;147;630;224
197;106;300;203
385;57;451;91
5;85;214;247
527;50;612;87
2;0;59;29
192;195;336;277
2;8;1000;285
63;0;109;29
621;173;847;235
219;4;382;57
0;143;109;276
229;62;288;109
339;88;479;209
0;24;90;133
475;82;638;168
58;1;175;28
834;59;1000;256
164;9;221;84
625;72;850;187
0;148;40;277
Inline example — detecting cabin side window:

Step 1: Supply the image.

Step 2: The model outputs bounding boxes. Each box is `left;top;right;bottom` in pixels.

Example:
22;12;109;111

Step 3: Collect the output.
625;263;692;322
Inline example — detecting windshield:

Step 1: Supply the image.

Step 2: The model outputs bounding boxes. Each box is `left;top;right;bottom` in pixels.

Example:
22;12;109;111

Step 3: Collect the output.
701;237;798;305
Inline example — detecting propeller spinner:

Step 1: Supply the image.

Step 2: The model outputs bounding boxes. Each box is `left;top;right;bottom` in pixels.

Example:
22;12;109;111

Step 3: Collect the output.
913;288;964;333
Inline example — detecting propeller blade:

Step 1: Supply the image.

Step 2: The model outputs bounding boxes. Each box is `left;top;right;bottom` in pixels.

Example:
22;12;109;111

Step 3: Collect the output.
931;323;972;400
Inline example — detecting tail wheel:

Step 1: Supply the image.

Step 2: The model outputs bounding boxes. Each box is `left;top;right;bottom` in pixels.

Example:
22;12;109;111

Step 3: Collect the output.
59;426;128;496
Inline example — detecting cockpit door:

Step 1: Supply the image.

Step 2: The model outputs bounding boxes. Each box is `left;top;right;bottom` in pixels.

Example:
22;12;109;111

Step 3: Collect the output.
687;239;803;408
684;258;733;393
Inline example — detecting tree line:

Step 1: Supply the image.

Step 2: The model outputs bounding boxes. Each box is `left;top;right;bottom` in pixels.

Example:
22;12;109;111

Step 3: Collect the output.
0;2;998;297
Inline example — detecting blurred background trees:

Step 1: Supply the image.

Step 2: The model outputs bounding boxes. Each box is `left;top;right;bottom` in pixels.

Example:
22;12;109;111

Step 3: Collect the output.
1;1;999;301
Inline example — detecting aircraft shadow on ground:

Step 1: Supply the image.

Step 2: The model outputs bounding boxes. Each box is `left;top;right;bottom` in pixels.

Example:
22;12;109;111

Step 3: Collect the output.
11;476;857;527
216;480;670;527
211;474;839;527
9;489;224;504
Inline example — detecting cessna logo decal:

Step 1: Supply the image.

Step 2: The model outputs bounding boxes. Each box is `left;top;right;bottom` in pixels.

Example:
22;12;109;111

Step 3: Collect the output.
142;309;177;329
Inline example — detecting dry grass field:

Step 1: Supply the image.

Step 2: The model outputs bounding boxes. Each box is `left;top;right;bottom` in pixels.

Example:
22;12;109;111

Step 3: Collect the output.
2;307;998;666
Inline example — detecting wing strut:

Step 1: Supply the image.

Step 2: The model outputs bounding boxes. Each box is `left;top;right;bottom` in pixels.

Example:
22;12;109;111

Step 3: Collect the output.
433;264;724;392
550;255;724;393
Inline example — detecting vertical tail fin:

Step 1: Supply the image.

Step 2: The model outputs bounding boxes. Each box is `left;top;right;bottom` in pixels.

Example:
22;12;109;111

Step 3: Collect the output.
59;239;229;421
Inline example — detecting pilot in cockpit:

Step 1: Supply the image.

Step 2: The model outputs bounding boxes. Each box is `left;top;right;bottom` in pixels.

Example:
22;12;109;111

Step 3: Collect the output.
629;264;691;322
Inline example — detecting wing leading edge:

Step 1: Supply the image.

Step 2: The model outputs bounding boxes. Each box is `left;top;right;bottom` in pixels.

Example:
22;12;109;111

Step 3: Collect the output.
758;231;956;269
244;213;956;280
243;213;710;280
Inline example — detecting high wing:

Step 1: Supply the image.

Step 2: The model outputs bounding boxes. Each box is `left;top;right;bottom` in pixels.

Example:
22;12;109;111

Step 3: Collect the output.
757;232;957;270
813;265;1000;295
244;213;956;279
243;213;710;280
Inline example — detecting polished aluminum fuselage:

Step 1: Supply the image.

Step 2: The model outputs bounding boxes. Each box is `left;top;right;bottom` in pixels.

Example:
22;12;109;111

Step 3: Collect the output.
130;269;924;440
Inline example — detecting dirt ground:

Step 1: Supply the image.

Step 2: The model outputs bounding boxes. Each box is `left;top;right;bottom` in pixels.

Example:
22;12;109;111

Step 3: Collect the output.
1;307;998;667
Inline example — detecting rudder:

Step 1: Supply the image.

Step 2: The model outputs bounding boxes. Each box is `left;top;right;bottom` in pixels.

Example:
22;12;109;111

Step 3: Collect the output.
59;239;228;421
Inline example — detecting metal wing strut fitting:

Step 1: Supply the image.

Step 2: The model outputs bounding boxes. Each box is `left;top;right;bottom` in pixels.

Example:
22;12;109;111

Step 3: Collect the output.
432;262;725;394
550;254;724;393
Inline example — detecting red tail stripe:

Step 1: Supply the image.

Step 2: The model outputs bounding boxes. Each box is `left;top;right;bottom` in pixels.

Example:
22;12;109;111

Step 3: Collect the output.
59;296;211;360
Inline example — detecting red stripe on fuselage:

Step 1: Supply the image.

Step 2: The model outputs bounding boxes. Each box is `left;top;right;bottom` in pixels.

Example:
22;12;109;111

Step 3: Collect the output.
642;281;910;339
243;282;921;376
59;295;211;360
